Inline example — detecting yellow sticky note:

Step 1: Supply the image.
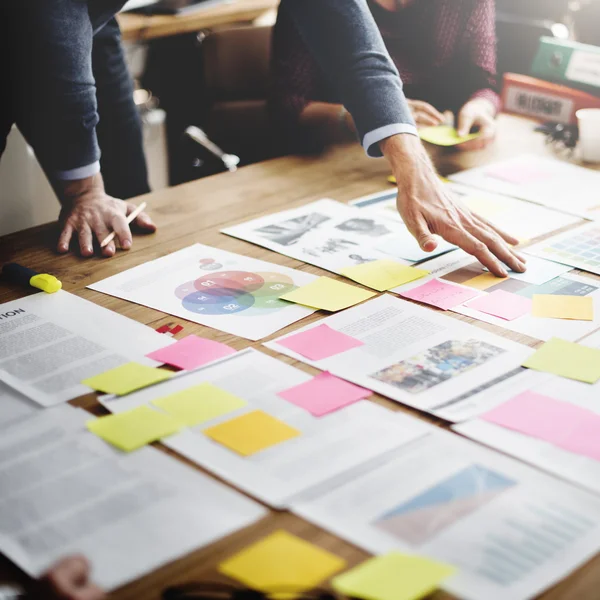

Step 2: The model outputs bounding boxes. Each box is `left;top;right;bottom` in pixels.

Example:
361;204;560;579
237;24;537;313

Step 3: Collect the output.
419;126;480;147
332;553;455;600
82;363;173;396
87;405;182;452
532;295;594;321
462;272;503;291
219;530;346;592
203;410;300;456
341;261;429;292
522;338;600;384
464;195;507;219
152;383;247;426
281;277;376;311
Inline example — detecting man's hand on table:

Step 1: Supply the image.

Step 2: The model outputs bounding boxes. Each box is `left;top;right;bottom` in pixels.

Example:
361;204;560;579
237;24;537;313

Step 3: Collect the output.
34;555;105;600
56;174;156;258
380;134;526;278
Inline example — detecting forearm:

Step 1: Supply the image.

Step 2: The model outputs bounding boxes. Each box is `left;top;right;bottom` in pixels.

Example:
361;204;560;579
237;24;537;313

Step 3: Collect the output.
283;0;416;156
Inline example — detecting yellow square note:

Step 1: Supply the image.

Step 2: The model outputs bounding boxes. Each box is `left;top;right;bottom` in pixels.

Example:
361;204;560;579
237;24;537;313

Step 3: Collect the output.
219;530;346;592
419;125;480;147
203;410;300;456
82;363;173;396
341;260;428;292
332;552;456;600
532;294;594;321
462;272;503;291
152;383;247;426
522;338;600;384
87;405;182;452
281;277;376;311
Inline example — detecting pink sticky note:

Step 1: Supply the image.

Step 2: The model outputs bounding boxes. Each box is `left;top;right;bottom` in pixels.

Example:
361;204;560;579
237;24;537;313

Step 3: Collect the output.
146;335;236;370
483;391;600;462
486;164;550;185
277;324;364;361
278;372;372;416
400;279;480;310
465;290;532;321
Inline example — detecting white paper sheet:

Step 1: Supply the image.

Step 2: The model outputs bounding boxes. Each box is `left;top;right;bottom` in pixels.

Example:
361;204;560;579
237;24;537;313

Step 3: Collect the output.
222;198;452;273
0;291;173;407
454;330;600;495
265;295;533;422
0;405;266;590
350;183;582;244
88;244;317;341
390;250;600;342
293;428;600;600
449;154;600;219
0;382;39;430
100;348;431;508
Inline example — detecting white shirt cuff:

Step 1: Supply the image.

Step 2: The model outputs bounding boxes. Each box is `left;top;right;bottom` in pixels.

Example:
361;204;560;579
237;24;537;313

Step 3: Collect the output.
55;161;101;181
363;124;419;158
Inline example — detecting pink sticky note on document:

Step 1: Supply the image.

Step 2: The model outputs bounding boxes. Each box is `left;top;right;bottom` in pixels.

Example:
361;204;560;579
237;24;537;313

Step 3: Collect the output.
277;324;364;361
483;391;600;462
278;372;372;416
486;163;550;185
146;335;236;370
465;290;532;321
400;279;479;310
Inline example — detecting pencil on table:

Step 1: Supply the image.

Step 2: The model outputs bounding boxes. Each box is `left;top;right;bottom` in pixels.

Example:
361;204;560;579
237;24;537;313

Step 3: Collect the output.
100;202;148;248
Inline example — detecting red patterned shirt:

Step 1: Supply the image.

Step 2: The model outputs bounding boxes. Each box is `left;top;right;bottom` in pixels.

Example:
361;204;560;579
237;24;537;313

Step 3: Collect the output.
270;0;500;137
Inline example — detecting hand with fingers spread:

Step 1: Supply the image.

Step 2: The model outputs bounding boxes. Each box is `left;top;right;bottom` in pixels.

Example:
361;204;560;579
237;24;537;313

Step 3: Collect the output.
406;99;445;129
35;555;105;600
380;134;526;277
456;98;497;152
56;174;156;258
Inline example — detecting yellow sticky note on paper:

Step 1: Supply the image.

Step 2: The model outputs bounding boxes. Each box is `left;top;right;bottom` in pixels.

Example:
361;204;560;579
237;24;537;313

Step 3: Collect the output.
341;260;428;292
219;530;346;592
281;277;376;311
522;338;600;384
532;295;594;321
82;363;173;396
419;126;480;147
87;405;182;452
332;552;456;600
203;410;300;456
463;272;503;291
152;383;247;427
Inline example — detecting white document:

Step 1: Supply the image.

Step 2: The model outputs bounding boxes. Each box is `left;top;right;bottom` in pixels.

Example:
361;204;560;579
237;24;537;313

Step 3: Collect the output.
265;295;533;422
351;183;582;244
0;291;173;407
88;244;317;341
222;198;451;272
293;428;600;600
0;382;39;430
524;221;600;277
391;249;600;342
0;405;266;590
454;330;600;496
449;154;600;219
100;348;431;508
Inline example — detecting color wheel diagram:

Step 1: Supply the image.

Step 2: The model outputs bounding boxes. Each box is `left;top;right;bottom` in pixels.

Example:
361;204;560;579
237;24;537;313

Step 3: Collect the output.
374;465;516;546
175;258;298;317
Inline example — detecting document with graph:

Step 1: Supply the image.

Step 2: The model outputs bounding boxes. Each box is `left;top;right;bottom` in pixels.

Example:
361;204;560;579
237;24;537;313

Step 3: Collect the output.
88;244;317;341
265;295;533;422
293;428;600;600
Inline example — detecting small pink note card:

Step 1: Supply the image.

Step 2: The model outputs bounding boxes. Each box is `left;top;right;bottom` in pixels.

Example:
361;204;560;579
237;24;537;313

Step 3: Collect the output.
465;290;532;321
278;372;372;417
277;324;364;361
486;163;550;185
146;335;236;370
400;279;479;310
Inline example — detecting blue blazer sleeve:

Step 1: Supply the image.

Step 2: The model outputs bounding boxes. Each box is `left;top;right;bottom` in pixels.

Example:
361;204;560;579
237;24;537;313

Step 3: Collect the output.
282;0;417;156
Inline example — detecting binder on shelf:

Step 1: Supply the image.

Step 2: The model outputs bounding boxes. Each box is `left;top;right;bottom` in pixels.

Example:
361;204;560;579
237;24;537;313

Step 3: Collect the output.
501;73;600;124
532;37;600;96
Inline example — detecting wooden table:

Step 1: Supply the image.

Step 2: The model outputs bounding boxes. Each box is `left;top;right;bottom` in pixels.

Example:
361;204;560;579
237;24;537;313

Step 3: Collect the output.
1;114;599;600
118;0;279;42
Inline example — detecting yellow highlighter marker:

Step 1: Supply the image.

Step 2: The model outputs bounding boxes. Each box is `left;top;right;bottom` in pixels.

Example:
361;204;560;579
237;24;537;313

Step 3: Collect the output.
2;263;62;294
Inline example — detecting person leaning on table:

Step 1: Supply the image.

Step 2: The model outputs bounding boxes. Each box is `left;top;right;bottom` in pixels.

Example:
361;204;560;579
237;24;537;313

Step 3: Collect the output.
0;0;525;277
